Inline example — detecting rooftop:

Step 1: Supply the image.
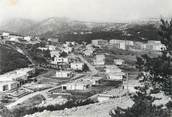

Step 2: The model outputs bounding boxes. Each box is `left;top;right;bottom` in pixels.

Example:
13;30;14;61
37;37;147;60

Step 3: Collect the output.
0;67;34;82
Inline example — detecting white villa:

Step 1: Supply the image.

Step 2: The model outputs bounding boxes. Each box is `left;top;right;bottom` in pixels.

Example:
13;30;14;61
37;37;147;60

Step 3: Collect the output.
114;59;125;65
70;62;84;71
94;54;105;65
61;80;91;91
0;67;34;92
55;71;73;78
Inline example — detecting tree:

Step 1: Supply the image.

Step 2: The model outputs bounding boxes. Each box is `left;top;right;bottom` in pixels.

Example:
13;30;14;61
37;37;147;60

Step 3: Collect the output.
135;19;172;96
110;19;172;117
44;49;51;58
59;51;68;57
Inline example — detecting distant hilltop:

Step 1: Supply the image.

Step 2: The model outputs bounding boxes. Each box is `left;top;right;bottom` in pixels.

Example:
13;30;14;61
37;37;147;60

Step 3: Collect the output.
0;17;161;36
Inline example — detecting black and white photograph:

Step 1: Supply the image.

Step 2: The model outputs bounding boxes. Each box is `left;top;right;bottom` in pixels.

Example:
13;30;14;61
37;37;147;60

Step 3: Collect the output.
0;0;172;117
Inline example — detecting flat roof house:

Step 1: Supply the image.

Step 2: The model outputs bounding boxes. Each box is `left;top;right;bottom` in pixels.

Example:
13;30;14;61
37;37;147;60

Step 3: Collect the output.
109;39;126;50
55;71;73;78
47;45;56;51
105;65;125;81
0;67;34;82
70;62;84;71
2;32;10;37
0;68;34;92
92;39;108;47
51;57;69;64
146;40;166;51
50;50;60;58
89;76;102;85
123;80;142;93
48;38;59;45
97;94;113;102
105;65;122;74
107;72;125;81
23;36;32;41
94;54;105;66
114;59;125;66
61;80;91;91
0;81;19;92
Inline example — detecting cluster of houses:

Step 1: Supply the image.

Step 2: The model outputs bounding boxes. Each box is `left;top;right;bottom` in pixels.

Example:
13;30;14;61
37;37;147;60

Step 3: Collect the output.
37;41;86;78
0;68;35;92
92;39;166;51
0;32;40;44
93;53;125;81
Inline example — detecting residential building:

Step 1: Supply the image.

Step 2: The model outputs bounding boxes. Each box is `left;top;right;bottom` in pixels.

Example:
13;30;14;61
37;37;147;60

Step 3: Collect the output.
123;80;141;93
70;62;84;71
125;40;134;46
2;32;9;37
0;81;19;92
134;42;147;50
105;65;125;81
110;39;126;50
23;36;31;41
147;40;166;51
89;76;102;85
62;47;73;54
83;44;95;56
37;47;48;51
114;59;125;65
47;45;56;51
50;50;60;58
105;65;122;73
52;57;68;64
55;71;73;78
94;54;105;65
61;80;91;90
48;38;59;45
97;94;112;102
92;39;108;47
83;49;94;56
0;67;34;82
0;68;34;91
107;72;125;81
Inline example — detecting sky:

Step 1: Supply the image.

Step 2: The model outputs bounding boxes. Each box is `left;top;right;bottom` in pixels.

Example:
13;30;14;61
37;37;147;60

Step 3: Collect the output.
0;0;171;23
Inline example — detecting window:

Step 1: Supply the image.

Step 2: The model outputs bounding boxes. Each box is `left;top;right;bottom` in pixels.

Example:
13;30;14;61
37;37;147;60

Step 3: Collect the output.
11;83;18;89
62;86;67;90
3;85;9;91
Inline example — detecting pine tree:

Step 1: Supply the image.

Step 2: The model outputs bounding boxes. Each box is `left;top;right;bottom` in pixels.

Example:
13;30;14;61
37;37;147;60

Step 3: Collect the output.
110;19;172;117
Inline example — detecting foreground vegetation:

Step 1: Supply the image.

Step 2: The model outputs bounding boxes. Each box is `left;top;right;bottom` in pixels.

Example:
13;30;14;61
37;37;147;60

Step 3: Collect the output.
110;19;172;117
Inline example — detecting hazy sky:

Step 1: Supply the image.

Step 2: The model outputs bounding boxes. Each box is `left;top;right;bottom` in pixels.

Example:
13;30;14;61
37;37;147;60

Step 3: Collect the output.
0;0;171;23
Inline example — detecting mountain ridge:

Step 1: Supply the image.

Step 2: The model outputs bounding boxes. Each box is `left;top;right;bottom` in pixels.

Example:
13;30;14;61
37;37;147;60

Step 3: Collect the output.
0;17;160;36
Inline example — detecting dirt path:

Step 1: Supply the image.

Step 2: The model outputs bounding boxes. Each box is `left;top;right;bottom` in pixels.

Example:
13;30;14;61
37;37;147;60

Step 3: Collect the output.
77;54;98;75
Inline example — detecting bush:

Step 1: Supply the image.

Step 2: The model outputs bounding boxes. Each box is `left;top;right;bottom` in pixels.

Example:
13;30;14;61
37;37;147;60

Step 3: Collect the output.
12;98;95;117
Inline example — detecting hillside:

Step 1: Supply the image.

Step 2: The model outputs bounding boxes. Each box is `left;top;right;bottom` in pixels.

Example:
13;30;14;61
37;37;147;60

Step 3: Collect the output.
0;18;37;35
0;44;31;74
0;17;160;42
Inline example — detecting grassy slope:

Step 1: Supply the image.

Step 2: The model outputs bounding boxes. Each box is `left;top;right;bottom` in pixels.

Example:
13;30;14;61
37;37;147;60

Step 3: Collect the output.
0;44;31;74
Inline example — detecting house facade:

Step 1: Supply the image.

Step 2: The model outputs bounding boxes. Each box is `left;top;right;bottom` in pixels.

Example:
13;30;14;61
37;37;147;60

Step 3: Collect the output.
92;39;108;47
62;82;91;91
114;59;125;65
94;54;105;65
55;71;73;78
0;81;19;92
70;62;84;71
